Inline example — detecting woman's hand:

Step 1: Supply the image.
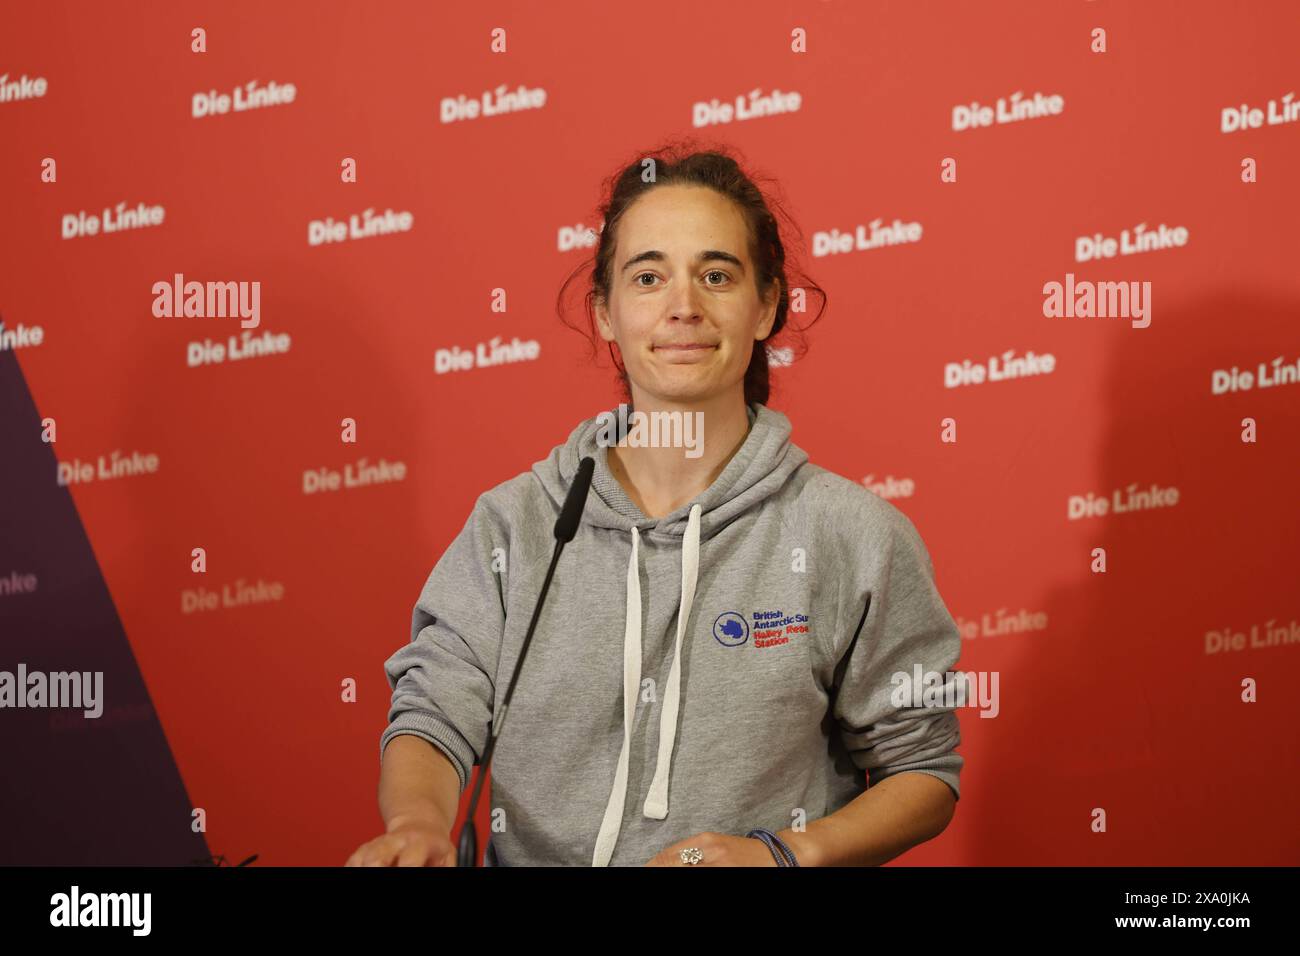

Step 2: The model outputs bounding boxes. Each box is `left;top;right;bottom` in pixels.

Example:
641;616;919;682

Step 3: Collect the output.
345;815;456;867
644;831;779;867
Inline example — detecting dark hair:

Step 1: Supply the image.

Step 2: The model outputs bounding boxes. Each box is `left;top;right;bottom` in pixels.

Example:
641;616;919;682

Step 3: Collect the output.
557;139;827;407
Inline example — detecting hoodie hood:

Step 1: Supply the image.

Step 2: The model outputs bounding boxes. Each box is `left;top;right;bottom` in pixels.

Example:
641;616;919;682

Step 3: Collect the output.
530;402;808;865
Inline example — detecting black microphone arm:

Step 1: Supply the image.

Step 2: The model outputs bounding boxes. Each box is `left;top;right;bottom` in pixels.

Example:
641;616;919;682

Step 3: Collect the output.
457;455;594;867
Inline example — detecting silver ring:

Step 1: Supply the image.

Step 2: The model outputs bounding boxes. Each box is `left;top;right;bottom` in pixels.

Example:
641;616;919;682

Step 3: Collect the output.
679;846;703;865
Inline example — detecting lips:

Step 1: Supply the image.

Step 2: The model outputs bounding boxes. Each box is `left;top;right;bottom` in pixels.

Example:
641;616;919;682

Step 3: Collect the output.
652;342;718;364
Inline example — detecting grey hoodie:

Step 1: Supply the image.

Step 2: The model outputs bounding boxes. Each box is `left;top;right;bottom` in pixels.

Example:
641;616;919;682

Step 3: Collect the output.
381;402;964;866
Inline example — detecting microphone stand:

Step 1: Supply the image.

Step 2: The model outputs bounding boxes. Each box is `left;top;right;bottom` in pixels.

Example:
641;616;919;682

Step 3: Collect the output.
457;456;594;866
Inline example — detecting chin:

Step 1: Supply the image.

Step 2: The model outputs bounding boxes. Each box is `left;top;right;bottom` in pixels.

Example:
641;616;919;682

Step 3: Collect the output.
628;357;746;405
635;375;731;406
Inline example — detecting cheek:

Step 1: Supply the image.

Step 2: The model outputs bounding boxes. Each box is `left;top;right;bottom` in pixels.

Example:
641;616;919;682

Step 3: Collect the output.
728;342;754;376
615;309;657;349
725;323;759;363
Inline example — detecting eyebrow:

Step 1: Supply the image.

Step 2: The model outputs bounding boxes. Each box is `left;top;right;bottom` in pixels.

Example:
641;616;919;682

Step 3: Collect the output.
619;249;746;274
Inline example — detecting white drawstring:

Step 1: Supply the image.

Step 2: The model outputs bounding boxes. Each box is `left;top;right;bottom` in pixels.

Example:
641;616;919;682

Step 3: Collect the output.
643;504;700;819
591;524;642;867
591;504;702;866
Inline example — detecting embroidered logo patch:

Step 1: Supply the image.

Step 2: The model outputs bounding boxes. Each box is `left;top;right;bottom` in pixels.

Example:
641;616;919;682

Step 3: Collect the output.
713;610;810;648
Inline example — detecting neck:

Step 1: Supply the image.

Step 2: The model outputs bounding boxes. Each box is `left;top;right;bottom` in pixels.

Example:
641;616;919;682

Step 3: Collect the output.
606;389;752;519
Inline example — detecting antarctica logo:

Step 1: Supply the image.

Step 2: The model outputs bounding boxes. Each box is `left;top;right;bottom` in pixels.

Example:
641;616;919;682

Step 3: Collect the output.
713;612;749;647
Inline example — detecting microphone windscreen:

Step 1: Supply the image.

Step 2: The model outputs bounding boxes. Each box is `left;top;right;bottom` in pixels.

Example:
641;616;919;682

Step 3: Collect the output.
554;456;594;543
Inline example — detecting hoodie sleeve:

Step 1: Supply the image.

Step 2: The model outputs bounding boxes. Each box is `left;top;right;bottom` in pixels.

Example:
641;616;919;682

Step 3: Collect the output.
380;494;507;794
831;506;964;802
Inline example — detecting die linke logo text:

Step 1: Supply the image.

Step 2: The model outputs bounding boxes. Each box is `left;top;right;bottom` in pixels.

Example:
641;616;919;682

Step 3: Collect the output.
558;223;601;251
0;571;39;597
62;203;165;239
192;80;296;118
812;219;923;257
1042;273;1151;328
436;337;542;373
1076;223;1189;262
693;88;802;127
440;84;548;123
0;318;44;353
308;208;414;245
1220;92;1300;133
945;349;1057;388
1212;356;1300;394
0;72;49;102
183;579;285;614
955;608;1049;640
1068;483;1180;519
187;330;291;367
860;474;914;500
753;610;809;649
303;458;408;494
57;452;159;486
952;90;1065;130
1205;617;1300;654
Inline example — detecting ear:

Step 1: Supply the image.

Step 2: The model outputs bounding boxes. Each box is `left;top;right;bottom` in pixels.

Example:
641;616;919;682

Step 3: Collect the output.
754;278;779;341
595;295;617;343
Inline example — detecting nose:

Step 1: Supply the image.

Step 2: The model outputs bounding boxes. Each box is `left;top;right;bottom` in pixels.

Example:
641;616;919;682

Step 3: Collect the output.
666;275;704;323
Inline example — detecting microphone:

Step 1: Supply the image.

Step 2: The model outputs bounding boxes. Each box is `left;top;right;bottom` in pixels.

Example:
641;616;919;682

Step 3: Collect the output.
457;455;594;867
555;456;595;543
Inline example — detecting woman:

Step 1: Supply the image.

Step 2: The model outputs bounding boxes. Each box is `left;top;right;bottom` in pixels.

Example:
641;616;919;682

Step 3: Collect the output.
347;145;964;867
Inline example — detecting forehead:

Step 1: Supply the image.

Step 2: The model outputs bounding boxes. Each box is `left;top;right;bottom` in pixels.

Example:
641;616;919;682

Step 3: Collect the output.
617;185;750;255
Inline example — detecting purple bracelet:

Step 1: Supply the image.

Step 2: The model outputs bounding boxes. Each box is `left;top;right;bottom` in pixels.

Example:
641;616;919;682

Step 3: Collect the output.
745;827;799;867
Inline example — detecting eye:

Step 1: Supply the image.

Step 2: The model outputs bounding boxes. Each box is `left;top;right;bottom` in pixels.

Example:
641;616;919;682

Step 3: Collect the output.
633;272;659;287
704;269;730;286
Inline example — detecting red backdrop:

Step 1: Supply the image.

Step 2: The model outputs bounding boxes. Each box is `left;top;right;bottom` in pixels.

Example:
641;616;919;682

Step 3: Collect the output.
2;0;1297;866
